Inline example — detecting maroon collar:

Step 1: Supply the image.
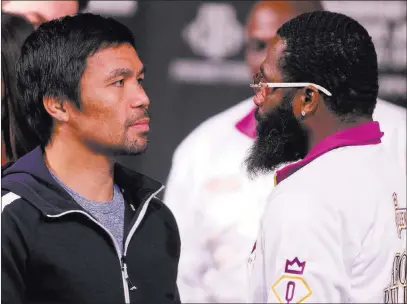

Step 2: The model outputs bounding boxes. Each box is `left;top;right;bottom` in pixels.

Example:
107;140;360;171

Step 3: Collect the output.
275;121;384;185
235;107;257;139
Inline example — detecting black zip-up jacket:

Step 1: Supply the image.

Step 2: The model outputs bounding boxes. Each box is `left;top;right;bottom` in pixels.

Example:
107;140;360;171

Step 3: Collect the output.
1;147;181;304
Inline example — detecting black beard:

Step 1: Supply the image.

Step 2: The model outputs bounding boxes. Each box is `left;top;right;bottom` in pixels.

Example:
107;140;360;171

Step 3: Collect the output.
245;94;308;179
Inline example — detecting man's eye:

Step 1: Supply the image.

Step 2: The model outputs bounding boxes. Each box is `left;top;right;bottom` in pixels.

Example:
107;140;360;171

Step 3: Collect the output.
137;78;144;85
112;79;124;86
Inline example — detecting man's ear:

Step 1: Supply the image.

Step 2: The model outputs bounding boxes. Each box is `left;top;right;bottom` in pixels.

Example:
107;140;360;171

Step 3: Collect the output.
43;96;69;122
300;85;320;117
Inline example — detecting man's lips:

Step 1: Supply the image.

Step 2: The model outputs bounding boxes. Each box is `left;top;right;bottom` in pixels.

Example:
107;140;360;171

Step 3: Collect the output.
129;118;150;131
131;118;150;126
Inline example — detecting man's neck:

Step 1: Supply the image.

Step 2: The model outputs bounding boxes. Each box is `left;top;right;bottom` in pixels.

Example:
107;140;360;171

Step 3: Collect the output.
44;137;115;202
307;116;373;153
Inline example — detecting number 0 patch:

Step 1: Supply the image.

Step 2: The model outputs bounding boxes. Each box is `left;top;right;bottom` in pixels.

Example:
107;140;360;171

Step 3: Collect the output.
271;275;312;303
271;257;312;303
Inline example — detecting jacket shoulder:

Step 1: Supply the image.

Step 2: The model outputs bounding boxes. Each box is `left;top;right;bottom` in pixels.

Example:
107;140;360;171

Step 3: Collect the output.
2;190;23;212
149;197;179;233
1;190;41;253
2;189;41;222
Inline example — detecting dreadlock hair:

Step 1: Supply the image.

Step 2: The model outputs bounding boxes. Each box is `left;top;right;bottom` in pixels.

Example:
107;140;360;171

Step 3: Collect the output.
277;11;378;120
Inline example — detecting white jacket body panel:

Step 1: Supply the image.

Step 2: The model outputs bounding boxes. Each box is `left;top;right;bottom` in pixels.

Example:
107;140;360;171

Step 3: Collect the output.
374;98;406;173
248;144;406;303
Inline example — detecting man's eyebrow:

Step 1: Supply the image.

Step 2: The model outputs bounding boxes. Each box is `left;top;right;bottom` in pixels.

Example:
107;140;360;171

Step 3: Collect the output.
106;68;133;80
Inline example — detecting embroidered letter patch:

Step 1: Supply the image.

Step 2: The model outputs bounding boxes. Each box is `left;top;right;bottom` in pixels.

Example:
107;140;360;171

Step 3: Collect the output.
393;193;406;239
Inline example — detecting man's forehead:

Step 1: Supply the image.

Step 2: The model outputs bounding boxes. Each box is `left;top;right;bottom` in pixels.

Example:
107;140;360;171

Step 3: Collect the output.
265;36;286;61
85;45;142;73
88;45;139;64
263;37;286;78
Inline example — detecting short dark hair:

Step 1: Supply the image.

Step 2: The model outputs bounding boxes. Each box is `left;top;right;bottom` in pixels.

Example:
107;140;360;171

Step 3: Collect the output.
277;11;378;119
16;13;136;146
1;12;38;161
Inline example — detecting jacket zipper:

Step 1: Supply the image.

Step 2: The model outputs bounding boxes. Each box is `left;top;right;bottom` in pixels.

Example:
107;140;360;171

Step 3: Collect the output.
46;185;164;304
122;186;164;257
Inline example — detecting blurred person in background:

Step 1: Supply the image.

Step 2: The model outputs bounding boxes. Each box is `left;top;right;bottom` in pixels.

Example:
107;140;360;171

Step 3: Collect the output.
2;0;89;27
165;0;406;303
247;11;405;302
164;1;324;302
1;12;37;165
2;13;180;304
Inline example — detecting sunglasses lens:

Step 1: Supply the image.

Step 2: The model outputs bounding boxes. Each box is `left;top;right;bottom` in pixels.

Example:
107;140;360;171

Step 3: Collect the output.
247;39;268;52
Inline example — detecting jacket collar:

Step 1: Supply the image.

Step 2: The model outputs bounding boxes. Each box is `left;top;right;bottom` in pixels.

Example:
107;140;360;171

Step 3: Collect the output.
235;107;257;139
275;121;384;185
2;146;163;216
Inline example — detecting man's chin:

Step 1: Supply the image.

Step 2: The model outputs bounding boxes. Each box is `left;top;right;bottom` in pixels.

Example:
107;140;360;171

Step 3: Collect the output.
85;138;148;158
119;134;148;155
116;142;148;157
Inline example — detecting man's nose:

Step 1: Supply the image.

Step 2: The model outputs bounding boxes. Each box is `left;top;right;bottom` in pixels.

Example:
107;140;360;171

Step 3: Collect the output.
130;86;150;108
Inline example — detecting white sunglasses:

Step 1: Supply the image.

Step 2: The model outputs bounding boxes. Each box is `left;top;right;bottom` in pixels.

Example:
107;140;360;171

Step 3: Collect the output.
250;82;332;97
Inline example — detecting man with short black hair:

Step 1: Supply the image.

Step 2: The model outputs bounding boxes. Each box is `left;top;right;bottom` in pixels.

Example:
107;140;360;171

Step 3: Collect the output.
247;11;406;303
1;13;180;304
